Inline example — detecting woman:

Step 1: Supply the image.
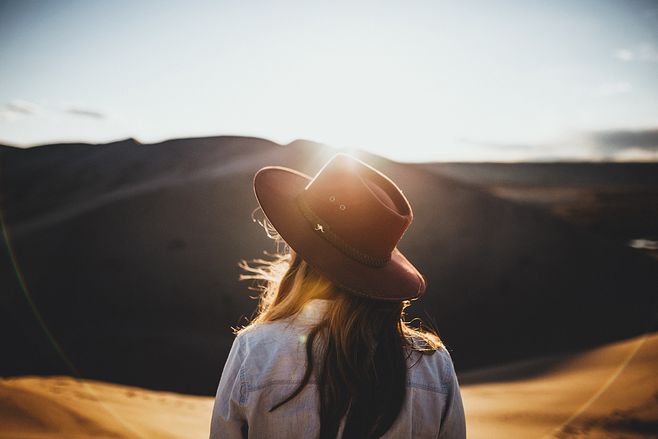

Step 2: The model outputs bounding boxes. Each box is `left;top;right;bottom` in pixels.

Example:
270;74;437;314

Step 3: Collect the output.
210;154;466;438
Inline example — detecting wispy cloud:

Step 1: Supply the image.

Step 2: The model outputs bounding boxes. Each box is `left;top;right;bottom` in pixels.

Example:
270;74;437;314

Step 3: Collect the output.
64;107;105;119
459;129;658;162
6;99;40;114
590;128;658;157
457;138;538;151
0;99;41;122
614;49;635;61
0;110;18;122
606;148;658;162
0;99;107;123
589;81;632;97
614;42;658;63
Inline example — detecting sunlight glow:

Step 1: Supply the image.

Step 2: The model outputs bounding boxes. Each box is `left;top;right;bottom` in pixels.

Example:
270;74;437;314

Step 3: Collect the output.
1;1;657;162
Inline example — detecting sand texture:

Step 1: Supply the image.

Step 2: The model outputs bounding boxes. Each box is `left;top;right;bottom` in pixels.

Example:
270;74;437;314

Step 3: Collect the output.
462;332;658;438
0;376;213;439
2;332;656;439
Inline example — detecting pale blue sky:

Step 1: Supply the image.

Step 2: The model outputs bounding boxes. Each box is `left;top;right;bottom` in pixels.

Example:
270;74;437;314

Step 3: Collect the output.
1;0;657;161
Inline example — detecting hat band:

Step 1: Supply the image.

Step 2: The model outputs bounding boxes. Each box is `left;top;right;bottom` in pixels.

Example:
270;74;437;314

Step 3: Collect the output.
296;194;391;268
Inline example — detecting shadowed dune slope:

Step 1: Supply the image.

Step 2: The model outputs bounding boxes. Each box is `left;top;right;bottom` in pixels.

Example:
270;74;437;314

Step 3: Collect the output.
1;136;656;395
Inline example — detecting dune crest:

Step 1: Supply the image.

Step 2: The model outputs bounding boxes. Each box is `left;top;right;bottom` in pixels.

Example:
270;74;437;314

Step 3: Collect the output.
462;331;658;438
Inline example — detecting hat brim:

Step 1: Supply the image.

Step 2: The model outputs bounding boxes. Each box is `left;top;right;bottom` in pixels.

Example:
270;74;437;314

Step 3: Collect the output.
253;166;426;301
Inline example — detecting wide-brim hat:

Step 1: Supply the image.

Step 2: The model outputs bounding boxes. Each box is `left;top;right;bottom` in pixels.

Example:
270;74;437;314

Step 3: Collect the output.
253;153;426;301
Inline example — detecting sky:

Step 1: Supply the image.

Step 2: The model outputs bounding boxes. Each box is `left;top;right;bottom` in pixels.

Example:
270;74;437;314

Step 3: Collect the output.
1;0;657;162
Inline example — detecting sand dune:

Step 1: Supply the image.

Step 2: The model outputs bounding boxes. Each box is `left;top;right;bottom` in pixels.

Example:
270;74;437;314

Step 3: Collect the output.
2;333;656;439
2;136;657;395
462;331;658;438
0;376;213;439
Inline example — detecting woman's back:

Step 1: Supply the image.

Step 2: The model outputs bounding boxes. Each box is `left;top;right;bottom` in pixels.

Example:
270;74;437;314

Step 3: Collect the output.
210;299;466;439
210;154;466;438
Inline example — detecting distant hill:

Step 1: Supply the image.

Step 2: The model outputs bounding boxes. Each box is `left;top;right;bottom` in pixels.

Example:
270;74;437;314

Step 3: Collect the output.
1;136;656;395
420;162;658;257
421;161;658;187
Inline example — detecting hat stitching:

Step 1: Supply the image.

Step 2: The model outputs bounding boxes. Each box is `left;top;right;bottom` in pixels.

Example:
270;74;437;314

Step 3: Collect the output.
296;194;391;268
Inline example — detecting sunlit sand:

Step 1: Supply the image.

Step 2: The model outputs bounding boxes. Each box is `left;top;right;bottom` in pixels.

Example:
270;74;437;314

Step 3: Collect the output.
0;376;213;439
462;332;658;438
2;332;656;439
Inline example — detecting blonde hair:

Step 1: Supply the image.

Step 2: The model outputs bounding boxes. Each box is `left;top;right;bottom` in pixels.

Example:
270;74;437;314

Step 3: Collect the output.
238;247;442;346
237;215;443;438
237;249;334;328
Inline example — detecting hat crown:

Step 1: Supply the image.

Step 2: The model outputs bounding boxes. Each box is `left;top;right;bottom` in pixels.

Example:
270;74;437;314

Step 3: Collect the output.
252;152;426;300
298;154;413;264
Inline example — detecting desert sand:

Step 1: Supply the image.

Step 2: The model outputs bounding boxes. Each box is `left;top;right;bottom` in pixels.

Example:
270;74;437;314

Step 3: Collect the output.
2;332;656;439
0;376;214;439
462;331;658;438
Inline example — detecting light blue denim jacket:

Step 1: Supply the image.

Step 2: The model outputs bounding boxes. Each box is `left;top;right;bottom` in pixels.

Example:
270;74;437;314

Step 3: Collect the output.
210;299;466;438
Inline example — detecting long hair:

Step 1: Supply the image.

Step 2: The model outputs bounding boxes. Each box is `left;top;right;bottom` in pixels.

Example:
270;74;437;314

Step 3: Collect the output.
237;220;443;439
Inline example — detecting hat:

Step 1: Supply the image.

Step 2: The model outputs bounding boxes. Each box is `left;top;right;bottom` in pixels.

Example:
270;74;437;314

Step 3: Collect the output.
253;153;426;301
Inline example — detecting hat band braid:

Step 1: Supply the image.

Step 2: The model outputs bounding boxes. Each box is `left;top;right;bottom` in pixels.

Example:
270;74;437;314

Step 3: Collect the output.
295;194;391;268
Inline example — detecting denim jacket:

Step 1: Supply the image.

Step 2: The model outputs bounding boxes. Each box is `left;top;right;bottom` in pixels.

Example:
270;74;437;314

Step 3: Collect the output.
210;299;466;438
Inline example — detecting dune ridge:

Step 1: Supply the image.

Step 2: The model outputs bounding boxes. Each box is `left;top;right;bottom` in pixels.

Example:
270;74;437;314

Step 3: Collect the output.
463;331;658;438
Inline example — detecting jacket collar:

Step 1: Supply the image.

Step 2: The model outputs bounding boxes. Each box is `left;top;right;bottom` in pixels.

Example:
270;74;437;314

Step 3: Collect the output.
295;298;332;325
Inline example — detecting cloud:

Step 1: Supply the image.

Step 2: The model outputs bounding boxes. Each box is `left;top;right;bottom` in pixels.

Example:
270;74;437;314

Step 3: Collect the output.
0;99;108;122
0;110;18;122
607;147;658;162
0;99;41;122
614;42;658;62
457;138;538;151
5;99;40;114
614;49;635;61
590;128;658;154
64;107;105;119
589;81;632;97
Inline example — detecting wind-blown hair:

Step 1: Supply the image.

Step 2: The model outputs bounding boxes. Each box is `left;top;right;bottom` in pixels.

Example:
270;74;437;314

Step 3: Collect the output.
237;217;443;439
